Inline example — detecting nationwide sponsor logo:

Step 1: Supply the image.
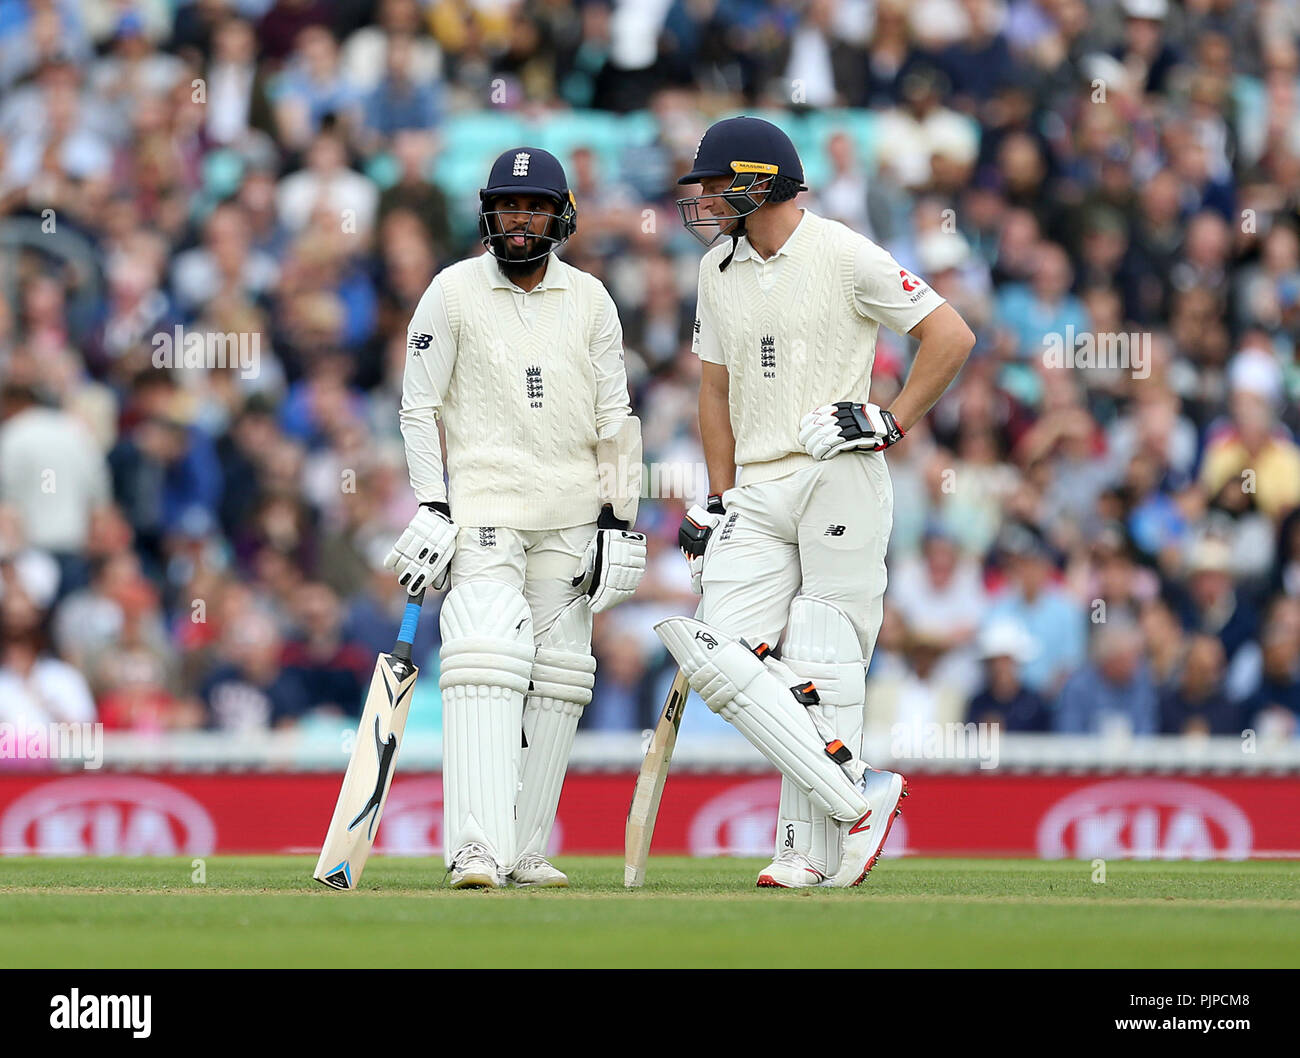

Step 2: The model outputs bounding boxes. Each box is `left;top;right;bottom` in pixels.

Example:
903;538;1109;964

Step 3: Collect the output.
0;776;216;856
687;777;908;858
1036;779;1253;860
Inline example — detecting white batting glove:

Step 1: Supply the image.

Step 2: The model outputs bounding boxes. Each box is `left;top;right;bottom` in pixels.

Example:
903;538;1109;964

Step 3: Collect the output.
573;520;648;613
798;401;905;460
678;499;725;594
384;504;458;596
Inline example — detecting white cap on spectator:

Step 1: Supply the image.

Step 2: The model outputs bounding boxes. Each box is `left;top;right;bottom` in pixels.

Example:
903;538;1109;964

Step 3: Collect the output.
1122;0;1168;19
978;618;1038;662
918;231;971;274
1228;346;1283;404
0;551;61;610
1186;536;1233;575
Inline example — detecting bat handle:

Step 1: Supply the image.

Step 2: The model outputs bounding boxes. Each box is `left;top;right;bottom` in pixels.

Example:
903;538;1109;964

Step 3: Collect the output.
392;588;426;665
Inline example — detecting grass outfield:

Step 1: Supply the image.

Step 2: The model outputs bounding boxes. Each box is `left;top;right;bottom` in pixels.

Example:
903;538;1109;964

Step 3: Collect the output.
0;856;1297;968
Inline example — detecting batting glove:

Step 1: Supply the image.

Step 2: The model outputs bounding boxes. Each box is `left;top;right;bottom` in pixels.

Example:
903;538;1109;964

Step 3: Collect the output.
678;495;726;594
573;506;648;612
798;402;905;460
385;503;457;596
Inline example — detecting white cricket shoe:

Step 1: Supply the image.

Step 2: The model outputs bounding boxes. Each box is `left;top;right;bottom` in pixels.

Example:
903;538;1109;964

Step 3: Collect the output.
756;848;826;889
830;768;908;888
448;842;504;889
509;853;569;888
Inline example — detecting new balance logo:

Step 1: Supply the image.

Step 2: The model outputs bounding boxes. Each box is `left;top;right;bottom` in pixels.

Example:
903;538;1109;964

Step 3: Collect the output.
408;332;432;352
825;525;846;536
512;152;530;176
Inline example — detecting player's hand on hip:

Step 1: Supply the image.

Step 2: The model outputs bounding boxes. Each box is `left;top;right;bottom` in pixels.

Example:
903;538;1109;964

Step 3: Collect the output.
384;503;457;595
799;401;905;460
573;521;648;613
678;495;725;594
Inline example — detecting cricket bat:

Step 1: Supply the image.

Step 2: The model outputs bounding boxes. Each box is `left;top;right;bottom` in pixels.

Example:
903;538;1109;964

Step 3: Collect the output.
624;668;690;887
314;590;426;890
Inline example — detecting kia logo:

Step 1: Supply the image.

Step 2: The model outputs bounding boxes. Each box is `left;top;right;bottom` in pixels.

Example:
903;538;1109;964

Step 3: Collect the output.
1036;779;1253;860
0;776;216;856
688;778;908;859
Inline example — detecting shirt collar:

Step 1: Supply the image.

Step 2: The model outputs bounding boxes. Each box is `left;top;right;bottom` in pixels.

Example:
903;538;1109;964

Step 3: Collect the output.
730;208;812;264
486;253;571;292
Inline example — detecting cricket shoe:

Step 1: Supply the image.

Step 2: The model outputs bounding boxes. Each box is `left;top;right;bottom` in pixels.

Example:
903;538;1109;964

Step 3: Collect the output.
509;853;569;888
448;843;505;889
829;768;908;888
756;848;826;889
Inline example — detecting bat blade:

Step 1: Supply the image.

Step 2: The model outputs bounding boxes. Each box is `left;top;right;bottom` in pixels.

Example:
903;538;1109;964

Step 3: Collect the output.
313;652;420;890
624;669;689;888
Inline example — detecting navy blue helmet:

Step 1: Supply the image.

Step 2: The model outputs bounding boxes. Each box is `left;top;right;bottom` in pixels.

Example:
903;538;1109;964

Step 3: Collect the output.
478;146;578;265
676;117;806;265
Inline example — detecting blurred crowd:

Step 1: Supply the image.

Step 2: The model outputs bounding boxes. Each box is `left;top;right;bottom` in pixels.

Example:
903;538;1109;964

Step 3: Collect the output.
0;0;1298;746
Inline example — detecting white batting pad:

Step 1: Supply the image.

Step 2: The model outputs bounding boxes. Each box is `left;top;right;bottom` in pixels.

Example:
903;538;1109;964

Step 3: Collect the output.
439;580;536;869
773;596;869;875
517;597;594;860
654;616;868;822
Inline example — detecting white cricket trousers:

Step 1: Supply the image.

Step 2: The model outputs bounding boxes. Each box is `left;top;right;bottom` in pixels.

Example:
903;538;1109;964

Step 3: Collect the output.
701;452;893;657
448;523;596;637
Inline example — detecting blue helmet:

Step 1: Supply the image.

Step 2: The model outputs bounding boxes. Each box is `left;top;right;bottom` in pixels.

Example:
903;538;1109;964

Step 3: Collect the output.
478;146;578;265
676;117;806;266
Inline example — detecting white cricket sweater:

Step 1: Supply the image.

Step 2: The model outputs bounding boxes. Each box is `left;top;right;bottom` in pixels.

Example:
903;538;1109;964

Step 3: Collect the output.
694;210;944;485
401;252;632;530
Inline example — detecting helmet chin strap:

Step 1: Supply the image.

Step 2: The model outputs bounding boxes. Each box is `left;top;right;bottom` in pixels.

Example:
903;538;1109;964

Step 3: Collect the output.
719;218;744;273
718;174;772;273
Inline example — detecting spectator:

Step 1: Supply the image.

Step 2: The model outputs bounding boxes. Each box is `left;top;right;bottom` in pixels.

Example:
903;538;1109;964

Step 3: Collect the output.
1056;621;1159;735
0;587;96;727
987;525;1087;696
0;382;111;591
1159;634;1239;735
280;581;371;718
966;618;1050;731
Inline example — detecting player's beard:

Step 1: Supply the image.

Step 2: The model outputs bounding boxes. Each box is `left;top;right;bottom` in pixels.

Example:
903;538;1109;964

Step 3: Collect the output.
492;226;553;282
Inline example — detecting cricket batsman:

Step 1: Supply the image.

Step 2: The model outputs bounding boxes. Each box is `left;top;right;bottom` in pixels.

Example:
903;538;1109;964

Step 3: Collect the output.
387;147;646;889
659;117;974;887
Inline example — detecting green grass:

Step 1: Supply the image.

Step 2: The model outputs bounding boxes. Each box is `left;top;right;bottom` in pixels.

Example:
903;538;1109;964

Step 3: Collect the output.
1;856;1297;968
